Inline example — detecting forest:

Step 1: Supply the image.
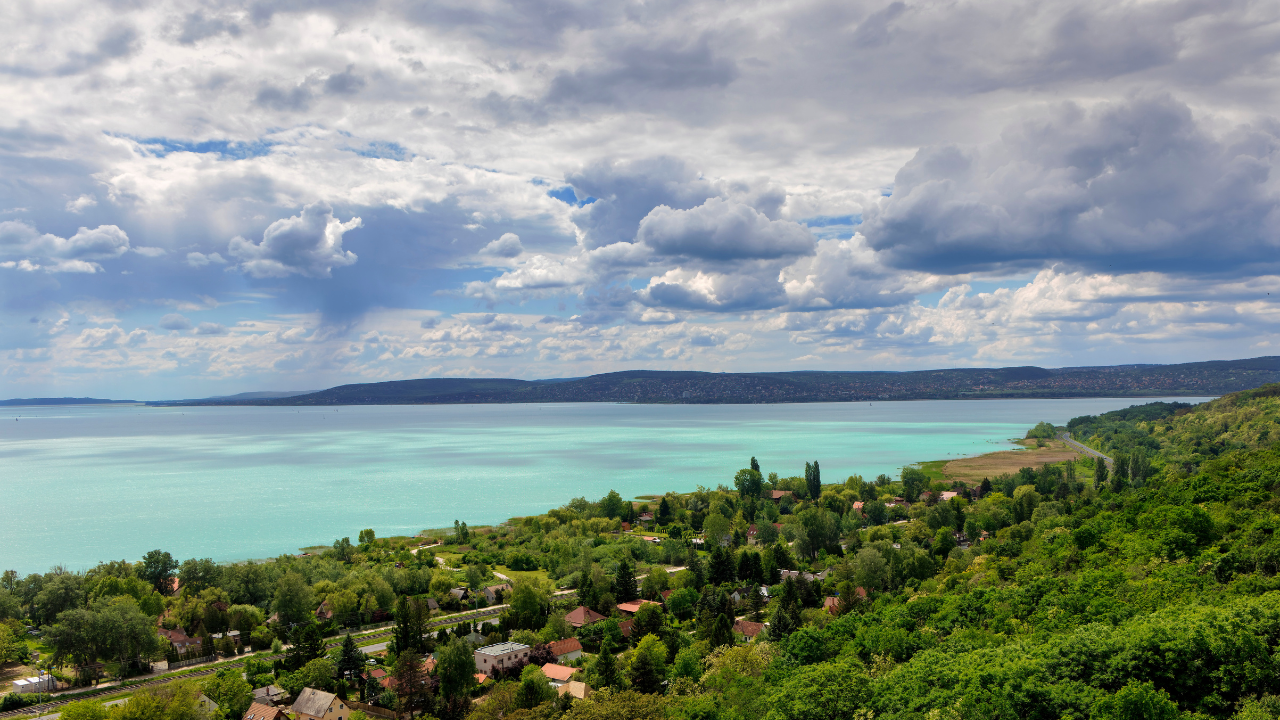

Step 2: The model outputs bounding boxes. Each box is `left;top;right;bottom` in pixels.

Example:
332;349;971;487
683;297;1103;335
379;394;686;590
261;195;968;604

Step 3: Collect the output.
7;385;1280;719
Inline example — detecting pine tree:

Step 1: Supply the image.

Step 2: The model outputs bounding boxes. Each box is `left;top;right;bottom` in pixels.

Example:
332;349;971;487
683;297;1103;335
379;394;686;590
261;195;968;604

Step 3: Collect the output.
338;633;364;683
595;637;621;689
394;595;412;653
709;613;733;648
748;584;764;622
1095;458;1110;490
656;497;672;526
364;673;380;703
614;559;639;603
750;457;760;473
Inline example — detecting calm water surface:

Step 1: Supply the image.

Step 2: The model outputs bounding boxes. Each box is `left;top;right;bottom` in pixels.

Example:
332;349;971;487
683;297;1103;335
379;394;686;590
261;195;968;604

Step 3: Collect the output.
0;398;1210;573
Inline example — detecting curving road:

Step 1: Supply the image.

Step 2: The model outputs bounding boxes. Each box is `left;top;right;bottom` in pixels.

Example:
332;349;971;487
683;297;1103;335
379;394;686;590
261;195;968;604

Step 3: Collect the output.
1057;431;1112;469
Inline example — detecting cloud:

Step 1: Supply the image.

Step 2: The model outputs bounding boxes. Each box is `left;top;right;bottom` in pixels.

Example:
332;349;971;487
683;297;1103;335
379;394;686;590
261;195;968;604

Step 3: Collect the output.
567;157;720;250
637;198;815;261
66;195;96;213
482;233;524;258
862;95;1280;274
228;202;361;278
196;322;227;335
324;66;366;95
133;246;167;257
0;221;130;272
159;313;192;330
187;252;226;267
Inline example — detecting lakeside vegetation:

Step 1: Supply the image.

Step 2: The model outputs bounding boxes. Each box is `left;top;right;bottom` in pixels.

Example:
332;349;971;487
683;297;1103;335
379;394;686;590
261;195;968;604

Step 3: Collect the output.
7;386;1280;718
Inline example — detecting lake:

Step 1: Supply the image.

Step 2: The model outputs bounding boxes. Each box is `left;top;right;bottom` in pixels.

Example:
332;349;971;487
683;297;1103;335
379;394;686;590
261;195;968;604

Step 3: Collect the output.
0;397;1210;574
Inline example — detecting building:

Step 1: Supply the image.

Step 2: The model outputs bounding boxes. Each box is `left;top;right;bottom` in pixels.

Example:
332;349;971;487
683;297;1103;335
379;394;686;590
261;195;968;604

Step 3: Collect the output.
292;688;351;720
564;606;606;628
483;584;512;605
11;673;56;694
556;681;593;700
158;627;202;654
548;637;583;663
473;642;531;674
770;490;794;502
542;663;575;686
198;695;220;717
823;596;840;614
615;599;659;616
212;630;241;646
243;703;288;720
779;569;828;583
251;685;285;706
448;588;469;602
729;586;767;604
732;620;765;639
314;601;335;621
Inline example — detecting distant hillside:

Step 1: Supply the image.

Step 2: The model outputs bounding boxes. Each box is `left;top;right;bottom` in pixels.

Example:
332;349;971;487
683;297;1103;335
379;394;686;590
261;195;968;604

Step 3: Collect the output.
0;397;136;406
162;356;1280;406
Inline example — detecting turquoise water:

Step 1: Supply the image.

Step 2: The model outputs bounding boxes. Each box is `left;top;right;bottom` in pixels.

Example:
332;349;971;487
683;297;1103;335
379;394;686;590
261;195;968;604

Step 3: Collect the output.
0;398;1209;573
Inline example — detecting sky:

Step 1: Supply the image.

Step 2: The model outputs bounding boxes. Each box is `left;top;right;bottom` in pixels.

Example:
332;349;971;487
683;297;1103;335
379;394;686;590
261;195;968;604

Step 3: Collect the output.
3;0;1280;400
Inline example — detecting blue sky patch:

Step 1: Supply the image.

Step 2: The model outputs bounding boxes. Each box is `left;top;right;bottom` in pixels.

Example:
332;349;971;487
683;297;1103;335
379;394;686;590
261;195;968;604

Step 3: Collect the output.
548;187;596;206
132;136;277;159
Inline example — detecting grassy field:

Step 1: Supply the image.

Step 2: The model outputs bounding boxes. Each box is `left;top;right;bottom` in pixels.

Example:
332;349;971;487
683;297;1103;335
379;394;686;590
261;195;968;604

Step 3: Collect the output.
492;566;550;585
939;438;1082;483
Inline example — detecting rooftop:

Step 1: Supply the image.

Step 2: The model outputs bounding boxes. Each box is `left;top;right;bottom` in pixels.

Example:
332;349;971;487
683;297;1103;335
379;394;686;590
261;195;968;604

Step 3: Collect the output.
476;641;529;656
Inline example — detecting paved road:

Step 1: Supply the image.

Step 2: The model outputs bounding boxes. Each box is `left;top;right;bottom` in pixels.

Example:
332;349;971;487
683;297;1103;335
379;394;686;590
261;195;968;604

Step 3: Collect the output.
1058;431;1112;469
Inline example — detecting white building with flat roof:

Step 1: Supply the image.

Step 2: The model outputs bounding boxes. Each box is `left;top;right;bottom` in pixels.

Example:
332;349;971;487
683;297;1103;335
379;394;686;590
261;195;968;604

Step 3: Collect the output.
12;673;56;694
473;641;530;673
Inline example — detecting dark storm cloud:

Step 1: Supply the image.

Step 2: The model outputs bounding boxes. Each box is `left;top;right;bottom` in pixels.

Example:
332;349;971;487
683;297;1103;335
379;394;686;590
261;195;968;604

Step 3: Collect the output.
862;95;1280;274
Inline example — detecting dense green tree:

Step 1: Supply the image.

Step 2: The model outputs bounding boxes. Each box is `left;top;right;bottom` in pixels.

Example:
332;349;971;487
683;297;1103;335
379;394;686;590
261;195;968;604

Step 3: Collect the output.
515;665;557;709
762;661;870;720
734;468;764;500
627;634;668;694
392;650;428;717
614;559;639;603
140;551;178;595
202;668;253;719
285;623;324;671
901;467;927;503
438;637;476;700
272;572;315;627
1094;458;1109;489
600;490;625;519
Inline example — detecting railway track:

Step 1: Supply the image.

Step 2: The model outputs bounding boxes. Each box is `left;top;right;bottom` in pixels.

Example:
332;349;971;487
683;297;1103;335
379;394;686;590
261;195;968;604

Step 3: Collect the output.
0;604;520;720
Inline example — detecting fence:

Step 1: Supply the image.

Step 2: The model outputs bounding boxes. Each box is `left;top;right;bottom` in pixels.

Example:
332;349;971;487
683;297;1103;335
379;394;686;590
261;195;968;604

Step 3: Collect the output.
165;655;214;671
347;701;396;719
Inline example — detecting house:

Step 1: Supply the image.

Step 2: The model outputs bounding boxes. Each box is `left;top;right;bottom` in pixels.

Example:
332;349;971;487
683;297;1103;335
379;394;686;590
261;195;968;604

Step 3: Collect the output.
638;535;662;544
473;642;531;673
564;606;606;628
483;584;512;605
729;586;767;604
474;673;489;684
198;695;220;717
542;663;576;686
638;512;654;522
426;598;440;612
251;685;285;706
770;490;794;502
314;601;335;621
621;522;631;532
463;631;488;646
619;619;634;638
292;688;350;720
732;620;765;639
659;589;674;602
823;596;839;614
243;702;288;720
940;491;958;501
852;502;864;511
449;588;469;602
556;681;593;700
212;630;241;646
158;627;203;654
616;599;659;616
548;637;583;663
779;569;828;583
